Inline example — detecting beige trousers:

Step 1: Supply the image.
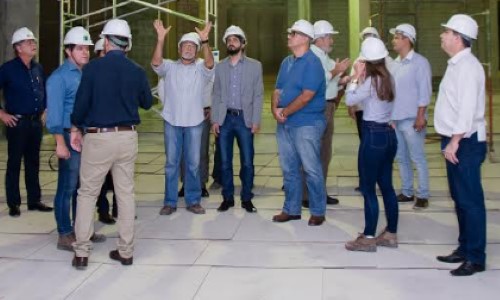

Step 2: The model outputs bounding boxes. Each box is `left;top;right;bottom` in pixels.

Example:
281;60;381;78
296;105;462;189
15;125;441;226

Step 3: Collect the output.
73;131;138;258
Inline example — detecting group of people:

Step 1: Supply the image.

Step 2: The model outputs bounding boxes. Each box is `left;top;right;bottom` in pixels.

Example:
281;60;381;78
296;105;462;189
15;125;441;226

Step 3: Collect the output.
0;13;487;276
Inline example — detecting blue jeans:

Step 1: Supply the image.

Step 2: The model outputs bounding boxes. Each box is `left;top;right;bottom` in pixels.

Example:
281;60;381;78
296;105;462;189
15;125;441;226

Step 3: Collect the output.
277;120;326;216
359;121;398;236
442;133;487;265
219;112;254;201
54;131;80;235
395;118;430;198
164;121;203;207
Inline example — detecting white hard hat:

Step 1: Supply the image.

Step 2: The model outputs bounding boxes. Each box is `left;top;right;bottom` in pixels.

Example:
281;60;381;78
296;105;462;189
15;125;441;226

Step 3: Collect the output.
64;26;93;46
223;25;246;44
360;37;388;61
94;38;104;53
287;19;315;39
313;20;339;38
359;27;380;40
100;19;132;50
178;32;201;51
389;23;416;42
11;27;37;44
441;14;478;40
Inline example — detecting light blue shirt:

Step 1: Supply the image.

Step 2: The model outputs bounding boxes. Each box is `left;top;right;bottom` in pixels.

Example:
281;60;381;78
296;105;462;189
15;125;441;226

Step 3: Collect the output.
228;57;244;110
345;77;394;123
389;50;432;120
46;59;82;134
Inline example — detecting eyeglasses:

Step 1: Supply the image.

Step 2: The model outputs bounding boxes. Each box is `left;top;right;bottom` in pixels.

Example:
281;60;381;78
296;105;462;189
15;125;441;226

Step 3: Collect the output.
287;31;304;38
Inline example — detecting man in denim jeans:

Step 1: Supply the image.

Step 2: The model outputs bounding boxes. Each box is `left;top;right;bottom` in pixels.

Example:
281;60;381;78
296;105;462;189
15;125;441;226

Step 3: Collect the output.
435;14;487;277
389;24;432;209
271;20;327;226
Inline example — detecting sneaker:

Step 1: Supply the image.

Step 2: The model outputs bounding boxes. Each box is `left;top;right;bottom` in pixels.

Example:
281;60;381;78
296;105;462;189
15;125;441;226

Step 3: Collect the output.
397;193;414;203
186;203;206;214
159;205;177;215
345;234;377;252
375;230;398;248
57;233;76;251
413;198;429;210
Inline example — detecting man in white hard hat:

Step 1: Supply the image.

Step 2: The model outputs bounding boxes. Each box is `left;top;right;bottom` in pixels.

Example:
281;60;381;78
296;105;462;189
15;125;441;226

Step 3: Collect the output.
434;14;487;276
46;26;107;251
301;20;350;208
272;20;327;226
211;25;263;213
0;27;53;217
93;38;105;57
389;23;432;210
152;20;214;216
70;19;153;269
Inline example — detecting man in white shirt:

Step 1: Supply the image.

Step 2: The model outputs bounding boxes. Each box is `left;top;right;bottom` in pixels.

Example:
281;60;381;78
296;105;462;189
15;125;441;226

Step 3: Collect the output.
389;24;432;209
151;20;214;215
304;20;350;207
434;14;487;276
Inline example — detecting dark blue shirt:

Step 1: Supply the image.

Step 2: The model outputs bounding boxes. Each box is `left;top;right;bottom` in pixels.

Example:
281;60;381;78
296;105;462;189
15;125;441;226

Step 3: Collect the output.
0;57;46;114
71;50;153;128
276;49;325;126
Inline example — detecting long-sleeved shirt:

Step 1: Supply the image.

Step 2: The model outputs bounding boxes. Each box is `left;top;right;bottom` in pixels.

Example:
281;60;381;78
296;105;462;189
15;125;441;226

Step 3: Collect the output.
345;76;394;123
0;57;45;114
71;50;152;127
390;50;432;120
276;49;326;126
46;59;81;134
310;44;340;100
152;58;214;127
434;48;486;141
227;57;244;110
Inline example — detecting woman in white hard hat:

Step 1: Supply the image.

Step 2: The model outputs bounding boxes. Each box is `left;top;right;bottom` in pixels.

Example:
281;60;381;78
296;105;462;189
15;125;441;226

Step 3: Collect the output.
344;37;399;252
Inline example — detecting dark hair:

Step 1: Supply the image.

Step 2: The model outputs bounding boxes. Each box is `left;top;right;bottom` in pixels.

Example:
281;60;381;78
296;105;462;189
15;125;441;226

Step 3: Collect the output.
64;44;76;58
365;60;394;102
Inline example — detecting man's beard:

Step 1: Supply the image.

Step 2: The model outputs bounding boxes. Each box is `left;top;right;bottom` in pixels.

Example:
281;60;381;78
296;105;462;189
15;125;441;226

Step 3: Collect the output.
226;46;241;56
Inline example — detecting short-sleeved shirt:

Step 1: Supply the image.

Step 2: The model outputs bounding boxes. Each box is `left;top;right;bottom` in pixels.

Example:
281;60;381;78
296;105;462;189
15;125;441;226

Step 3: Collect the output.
276;49;326;126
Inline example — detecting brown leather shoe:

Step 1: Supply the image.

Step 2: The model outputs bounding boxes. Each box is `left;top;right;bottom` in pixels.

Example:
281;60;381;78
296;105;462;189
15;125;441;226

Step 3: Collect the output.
72;256;88;270
57;233;76;251
186;203;206;214
272;212;301;223
159;205;177;215
109;250;133;266
308;215;325;226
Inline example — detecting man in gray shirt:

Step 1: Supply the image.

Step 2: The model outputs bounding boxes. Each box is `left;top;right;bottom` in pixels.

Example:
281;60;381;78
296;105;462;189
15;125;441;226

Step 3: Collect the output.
211;25;264;213
389;24;432;209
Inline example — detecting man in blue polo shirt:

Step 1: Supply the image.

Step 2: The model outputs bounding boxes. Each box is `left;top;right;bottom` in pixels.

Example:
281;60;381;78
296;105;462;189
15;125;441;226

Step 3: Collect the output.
0;27;53;217
271;20;327;226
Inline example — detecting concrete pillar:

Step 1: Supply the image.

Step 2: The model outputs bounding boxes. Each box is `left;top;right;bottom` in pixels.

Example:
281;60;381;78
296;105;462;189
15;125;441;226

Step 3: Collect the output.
0;0;40;138
297;0;311;21
348;0;370;61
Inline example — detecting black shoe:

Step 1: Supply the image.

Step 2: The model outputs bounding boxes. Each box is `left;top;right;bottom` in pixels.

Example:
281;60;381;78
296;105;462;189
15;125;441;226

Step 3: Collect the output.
327;195;339;205
28;202;53;212
217;198;235;212
397;194;414;203
98;213;116;225
241;200;257;213
354;187;361;192
178;186;185;198
9;206;21;217
201;186;209;198
302;200;309;208
109;250;133;266
437;250;466;264
72;256;88;270
450;261;485;276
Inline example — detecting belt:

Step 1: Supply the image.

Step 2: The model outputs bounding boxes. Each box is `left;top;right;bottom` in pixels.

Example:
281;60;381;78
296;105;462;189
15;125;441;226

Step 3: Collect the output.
227;108;243;116
14;114;40;121
326;98;336;103
85;126;136;133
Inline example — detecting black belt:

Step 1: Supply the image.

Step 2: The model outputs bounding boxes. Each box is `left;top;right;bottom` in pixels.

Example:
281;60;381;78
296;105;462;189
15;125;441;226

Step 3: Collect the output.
326;98;336;103
85;126;136;133
227;108;243;116
14;114;40;121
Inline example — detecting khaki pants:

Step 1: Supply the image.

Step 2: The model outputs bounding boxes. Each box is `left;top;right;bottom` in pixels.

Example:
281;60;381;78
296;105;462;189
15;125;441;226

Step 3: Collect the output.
302;100;336;200
73;131;138;259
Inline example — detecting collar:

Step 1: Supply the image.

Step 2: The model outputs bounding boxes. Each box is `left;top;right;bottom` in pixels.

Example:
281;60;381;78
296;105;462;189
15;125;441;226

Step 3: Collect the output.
396;49;414;62
14;56;35;69
227;55;246;66
448;48;471;65
310;44;326;57
64;59;80;71
106;50;126;57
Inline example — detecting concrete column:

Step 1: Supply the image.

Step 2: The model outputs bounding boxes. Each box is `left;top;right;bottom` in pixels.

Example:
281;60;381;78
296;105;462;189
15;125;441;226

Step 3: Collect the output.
297;0;311;20
348;0;370;61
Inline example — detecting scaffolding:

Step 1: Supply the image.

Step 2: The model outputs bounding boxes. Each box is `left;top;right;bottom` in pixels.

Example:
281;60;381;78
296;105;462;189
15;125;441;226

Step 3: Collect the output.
59;0;218;63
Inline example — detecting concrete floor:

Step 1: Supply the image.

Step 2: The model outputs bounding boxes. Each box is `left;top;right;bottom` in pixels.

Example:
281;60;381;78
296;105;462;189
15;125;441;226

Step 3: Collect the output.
1;79;500;299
